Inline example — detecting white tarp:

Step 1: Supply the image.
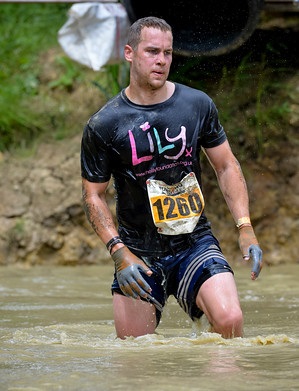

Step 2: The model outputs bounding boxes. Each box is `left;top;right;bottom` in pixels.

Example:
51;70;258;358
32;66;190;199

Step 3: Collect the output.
58;2;130;71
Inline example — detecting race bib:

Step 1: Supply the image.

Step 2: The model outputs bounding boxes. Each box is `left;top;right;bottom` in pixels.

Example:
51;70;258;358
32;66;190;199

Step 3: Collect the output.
146;172;205;235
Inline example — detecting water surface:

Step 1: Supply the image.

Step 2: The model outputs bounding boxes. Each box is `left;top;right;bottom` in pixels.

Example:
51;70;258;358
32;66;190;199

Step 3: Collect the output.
1;263;298;390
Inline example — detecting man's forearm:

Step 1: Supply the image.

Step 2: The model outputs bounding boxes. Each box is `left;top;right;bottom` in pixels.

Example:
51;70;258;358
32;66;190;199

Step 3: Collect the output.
82;182;119;245
217;159;251;225
84;197;116;237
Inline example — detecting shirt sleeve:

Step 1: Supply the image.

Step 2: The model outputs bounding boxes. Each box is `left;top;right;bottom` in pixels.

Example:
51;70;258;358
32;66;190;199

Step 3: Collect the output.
80;119;112;183
200;99;227;149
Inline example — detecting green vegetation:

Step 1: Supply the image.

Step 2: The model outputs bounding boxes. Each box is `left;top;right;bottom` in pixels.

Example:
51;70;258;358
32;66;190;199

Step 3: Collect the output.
0;4;297;158
0;3;69;151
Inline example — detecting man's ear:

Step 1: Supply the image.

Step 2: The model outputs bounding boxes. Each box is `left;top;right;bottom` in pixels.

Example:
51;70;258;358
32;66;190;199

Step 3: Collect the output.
124;44;133;62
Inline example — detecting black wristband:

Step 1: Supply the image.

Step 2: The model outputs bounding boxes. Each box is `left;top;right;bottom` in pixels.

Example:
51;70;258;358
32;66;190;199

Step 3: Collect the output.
106;236;123;254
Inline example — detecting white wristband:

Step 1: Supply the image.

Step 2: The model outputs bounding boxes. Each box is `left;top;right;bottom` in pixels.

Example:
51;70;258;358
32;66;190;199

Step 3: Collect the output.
236;217;251;228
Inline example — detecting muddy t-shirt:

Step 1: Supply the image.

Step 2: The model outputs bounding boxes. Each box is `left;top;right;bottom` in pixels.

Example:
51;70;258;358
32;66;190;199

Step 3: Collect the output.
81;82;227;257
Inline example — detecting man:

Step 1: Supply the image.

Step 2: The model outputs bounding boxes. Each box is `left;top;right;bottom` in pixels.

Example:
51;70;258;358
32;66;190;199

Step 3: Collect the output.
81;16;263;339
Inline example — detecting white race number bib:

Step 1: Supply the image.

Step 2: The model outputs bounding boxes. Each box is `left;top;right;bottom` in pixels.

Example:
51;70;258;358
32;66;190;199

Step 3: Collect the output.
146;172;204;235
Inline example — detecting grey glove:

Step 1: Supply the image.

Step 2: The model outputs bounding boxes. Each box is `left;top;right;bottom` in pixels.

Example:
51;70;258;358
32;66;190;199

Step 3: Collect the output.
249;244;263;280
238;225;263;280
112;246;153;299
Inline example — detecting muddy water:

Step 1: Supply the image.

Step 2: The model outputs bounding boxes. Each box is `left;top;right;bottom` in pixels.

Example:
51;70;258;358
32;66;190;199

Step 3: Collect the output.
1;263;298;391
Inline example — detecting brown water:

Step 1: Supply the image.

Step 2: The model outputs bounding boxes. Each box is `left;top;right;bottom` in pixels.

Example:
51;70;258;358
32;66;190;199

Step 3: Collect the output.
1;263;298;391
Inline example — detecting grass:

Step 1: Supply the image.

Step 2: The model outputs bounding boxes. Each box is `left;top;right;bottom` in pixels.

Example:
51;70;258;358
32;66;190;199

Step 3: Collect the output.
0;3;69;151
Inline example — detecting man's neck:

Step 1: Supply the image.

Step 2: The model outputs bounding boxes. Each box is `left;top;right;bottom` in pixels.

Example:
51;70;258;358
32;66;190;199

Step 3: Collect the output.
125;81;175;105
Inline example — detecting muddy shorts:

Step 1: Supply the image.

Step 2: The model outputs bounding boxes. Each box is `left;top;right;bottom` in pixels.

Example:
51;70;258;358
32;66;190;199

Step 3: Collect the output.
111;234;233;325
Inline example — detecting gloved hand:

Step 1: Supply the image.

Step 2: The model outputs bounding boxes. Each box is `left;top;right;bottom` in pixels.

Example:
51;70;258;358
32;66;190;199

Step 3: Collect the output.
238;225;263;280
112;246;153;299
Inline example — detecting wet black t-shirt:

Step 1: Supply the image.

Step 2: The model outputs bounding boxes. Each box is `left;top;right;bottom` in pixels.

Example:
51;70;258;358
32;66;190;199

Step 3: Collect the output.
81;82;227;257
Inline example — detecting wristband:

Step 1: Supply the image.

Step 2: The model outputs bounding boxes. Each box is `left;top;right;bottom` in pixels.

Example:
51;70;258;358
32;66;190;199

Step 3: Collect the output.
106;236;123;254
236;217;251;229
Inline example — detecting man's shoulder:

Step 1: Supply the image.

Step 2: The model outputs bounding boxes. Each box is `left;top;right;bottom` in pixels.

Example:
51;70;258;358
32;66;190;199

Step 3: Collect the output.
87;91;124;126
95;91;123;114
175;82;212;102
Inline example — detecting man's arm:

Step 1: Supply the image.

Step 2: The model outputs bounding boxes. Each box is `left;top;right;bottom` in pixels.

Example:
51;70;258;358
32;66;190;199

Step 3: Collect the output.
81;177;153;297
82;178;121;249
203;140;249;223
203;140;263;279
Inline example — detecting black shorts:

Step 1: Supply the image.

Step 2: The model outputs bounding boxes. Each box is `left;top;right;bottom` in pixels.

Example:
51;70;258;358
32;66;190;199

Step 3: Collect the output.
112;234;233;324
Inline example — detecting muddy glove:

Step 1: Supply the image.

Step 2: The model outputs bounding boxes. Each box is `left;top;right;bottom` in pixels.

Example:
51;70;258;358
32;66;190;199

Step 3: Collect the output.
112;246;153;299
238;225;263;280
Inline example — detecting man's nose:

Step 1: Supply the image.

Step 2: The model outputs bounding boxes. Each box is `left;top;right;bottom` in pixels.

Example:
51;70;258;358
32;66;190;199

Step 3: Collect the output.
156;52;167;64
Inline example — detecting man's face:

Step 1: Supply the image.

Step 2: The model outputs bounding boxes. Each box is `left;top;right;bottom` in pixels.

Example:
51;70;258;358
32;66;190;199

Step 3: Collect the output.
126;27;173;90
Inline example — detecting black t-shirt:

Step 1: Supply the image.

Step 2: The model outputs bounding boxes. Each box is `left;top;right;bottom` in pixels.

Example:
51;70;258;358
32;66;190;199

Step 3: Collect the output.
81;82;227;257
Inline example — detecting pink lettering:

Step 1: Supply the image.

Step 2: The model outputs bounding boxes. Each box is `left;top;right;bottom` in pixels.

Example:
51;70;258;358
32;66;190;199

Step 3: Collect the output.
185;147;192;157
129;130;153;166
